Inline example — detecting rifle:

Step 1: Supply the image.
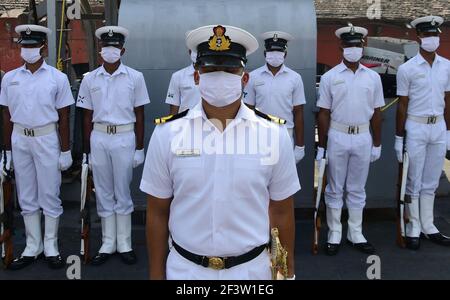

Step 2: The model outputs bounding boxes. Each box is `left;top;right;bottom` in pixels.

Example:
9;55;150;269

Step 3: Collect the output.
270;227;288;280
80;156;92;264
312;153;327;255
396;134;409;248
0;150;14;268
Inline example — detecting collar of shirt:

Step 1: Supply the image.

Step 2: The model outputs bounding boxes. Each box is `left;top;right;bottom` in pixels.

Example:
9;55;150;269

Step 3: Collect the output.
186;64;196;76
336;61;366;74
98;63;128;77
415;53;443;66
19;60;49;74
186;101;259;123
262;63;287;77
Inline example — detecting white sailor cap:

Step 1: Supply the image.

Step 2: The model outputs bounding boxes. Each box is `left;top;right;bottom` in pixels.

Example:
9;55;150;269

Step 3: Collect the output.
261;31;293;51
186;24;259;68
15;24;51;45
95;26;129;46
411;16;444;33
335;26;368;44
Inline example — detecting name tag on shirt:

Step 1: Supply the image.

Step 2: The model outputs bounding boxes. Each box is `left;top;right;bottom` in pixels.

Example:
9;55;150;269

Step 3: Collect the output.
415;73;426;79
90;87;101;93
176;149;201;157
255;81;265;87
8;81;19;86
181;86;192;90
333;79;345;86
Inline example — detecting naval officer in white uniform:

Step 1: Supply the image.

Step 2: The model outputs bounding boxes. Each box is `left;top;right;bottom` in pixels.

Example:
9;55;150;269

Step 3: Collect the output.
316;25;385;256
395;16;450;249
77;26;150;265
0;24;74;270
141;24;299;280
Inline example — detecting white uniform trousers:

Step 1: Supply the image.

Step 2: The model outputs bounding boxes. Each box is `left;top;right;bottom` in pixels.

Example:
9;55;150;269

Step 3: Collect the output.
166;248;272;280
405;119;446;198
91;130;135;218
405;119;446;237
324;128;372;209
11;131;62;218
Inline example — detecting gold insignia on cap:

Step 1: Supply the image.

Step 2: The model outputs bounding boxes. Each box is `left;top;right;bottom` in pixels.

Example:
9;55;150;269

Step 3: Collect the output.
431;18;436;26
273;34;278;42
208;25;231;51
26;27;31;35
108;29;114;37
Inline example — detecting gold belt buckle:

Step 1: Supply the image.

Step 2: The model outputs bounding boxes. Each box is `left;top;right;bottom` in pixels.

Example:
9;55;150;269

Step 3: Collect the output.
208;257;225;270
427;116;437;124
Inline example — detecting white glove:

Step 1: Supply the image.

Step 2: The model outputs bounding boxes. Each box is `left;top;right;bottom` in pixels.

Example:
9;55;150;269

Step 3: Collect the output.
133;149;145;168
370;145;382;163
394;135;404;163
82;153;92;170
447;131;450;150
59;150;73;171
294;146;305;164
1;150;12;175
315;147;325;161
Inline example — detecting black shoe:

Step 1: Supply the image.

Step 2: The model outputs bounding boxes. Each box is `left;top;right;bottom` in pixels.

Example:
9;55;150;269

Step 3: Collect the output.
405;237;420;250
90;253;112;266
8;253;43;271
347;240;376;254
119;251;137;265
325;243;340;256
421;232;450;246
45;255;65;269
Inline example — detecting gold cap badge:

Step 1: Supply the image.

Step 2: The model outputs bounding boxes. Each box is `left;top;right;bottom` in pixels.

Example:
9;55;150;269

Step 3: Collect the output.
208;25;231;51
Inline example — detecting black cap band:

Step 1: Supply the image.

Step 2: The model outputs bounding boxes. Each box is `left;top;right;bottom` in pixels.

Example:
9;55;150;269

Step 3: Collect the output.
264;38;288;51
18;31;46;45
340;32;364;44
100;32;125;46
416;22;441;33
197;41;247;68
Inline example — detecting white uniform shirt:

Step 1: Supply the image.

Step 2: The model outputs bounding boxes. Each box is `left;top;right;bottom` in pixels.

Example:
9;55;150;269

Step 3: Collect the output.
140;102;300;257
317;62;385;125
165;64;200;112
397;53;450;117
76;64;150;124
244;64;306;129
0;61;74;128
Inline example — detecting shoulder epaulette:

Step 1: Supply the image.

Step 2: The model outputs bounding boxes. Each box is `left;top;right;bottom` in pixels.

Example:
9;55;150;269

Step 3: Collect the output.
254;109;286;125
154;109;189;125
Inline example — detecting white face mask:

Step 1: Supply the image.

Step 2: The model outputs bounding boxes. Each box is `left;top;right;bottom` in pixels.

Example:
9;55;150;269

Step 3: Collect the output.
265;51;285;67
21;46;42;64
199;71;243;107
343;47;363;63
100;46;122;64
190;51;198;64
420;36;440;53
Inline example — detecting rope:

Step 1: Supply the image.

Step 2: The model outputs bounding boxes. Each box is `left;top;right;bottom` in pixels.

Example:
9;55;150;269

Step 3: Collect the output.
381;97;399;112
57;0;66;71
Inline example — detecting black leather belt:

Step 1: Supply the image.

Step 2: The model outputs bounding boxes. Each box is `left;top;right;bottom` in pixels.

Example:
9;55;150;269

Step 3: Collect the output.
172;241;267;270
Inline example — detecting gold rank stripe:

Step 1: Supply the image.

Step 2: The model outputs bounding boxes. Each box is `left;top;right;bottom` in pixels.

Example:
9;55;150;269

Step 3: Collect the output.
154;109;190;125
254;109;286;125
154;115;174;125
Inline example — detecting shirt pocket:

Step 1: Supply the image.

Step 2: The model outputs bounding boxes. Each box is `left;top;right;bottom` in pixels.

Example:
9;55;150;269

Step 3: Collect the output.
38;81;58;108
330;79;347;100
117;82;135;109
171;156;205;196
232;157;271;201
411;72;428;89
6;82;22;106
360;83;375;106
437;75;448;92
254;81;266;98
